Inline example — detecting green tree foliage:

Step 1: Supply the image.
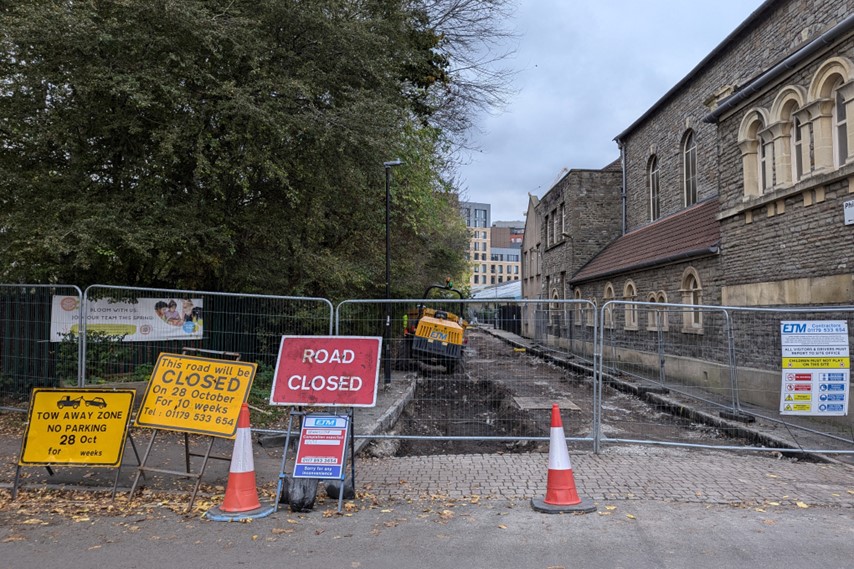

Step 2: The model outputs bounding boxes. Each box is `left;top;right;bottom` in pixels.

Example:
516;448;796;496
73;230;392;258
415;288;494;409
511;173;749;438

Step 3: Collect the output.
0;0;486;300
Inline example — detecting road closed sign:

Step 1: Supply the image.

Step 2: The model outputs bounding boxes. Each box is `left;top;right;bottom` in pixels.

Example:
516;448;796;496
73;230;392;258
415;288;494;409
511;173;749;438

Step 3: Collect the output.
135;353;256;437
270;336;382;407
19;388;135;467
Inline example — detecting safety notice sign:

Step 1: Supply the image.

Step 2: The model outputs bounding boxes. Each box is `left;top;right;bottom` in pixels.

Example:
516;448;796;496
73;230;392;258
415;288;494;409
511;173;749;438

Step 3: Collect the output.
134;353;256;437
19;388;135;467
780;321;850;416
293;415;349;479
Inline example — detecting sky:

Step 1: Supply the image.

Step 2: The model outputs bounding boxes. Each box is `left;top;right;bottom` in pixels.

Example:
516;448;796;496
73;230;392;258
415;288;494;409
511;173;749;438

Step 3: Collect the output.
457;0;767;222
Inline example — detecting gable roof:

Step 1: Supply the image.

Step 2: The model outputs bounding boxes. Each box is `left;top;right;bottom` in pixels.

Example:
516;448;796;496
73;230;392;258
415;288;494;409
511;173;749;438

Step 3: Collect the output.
571;199;720;284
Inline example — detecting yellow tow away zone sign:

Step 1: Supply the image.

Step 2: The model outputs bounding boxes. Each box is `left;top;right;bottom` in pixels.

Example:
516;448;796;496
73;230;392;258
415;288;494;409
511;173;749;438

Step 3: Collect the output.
19;388;135;467
134;353;256;437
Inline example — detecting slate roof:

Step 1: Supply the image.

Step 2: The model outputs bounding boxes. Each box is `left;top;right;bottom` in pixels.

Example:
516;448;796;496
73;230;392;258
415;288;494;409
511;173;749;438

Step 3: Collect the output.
571;198;720;284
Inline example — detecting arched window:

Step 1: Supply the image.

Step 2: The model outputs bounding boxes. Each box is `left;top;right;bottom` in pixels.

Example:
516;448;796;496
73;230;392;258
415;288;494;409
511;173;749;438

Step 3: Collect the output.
738;109;771;198
648;155;660;220
792;114;804;180
573;288;582;327
680;268;703;333
770;86;808;187
623;281;638;331
647;291;668;331
603;283;615;329
807;57;854;170
550;289;560;330
833;78;849;167
586;297;596;327
683;131;697;206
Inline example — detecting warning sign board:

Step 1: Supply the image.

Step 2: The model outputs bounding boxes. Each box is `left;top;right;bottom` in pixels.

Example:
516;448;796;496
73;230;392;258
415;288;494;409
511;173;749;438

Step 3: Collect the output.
780;321;849;416
134;353;256;437
293;415;349;479
19;388;135;467
270;336;382;407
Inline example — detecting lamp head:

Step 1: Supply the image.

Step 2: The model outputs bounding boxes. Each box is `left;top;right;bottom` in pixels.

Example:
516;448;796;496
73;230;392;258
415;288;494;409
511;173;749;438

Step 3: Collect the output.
383;159;403;168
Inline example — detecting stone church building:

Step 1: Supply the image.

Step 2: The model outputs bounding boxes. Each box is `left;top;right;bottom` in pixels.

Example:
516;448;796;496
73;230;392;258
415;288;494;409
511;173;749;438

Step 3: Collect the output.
522;0;854;422
526;0;854;323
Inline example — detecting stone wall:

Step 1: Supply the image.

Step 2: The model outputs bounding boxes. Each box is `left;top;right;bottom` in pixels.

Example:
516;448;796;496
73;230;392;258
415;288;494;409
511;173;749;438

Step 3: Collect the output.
538;168;622;300
620;0;854;233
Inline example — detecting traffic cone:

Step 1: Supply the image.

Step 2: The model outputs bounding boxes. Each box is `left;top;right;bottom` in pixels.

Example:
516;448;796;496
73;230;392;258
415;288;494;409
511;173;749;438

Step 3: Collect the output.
205;404;274;521
531;404;596;514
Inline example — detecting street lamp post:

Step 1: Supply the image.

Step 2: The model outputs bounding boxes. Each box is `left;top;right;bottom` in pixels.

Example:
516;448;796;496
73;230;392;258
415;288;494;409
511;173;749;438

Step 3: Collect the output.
383;159;403;384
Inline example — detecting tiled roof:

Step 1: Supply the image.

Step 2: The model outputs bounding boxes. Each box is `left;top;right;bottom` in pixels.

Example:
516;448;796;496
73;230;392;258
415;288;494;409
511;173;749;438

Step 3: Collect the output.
571;198;720;283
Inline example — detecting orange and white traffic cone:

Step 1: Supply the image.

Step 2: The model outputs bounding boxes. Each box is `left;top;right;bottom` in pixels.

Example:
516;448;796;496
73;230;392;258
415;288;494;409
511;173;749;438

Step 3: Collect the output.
531;404;596;514
206;403;274;521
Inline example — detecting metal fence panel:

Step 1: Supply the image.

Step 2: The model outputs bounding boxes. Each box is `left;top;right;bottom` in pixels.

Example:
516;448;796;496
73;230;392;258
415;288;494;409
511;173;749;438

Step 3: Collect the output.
597;301;740;448
4;282;850;457
597;301;854;456
727;306;854;454
0;284;83;401
336;299;598;452
79;286;334;384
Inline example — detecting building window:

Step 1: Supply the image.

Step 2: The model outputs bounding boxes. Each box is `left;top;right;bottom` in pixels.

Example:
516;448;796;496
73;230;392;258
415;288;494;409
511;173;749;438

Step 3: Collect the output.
807;57;854;170
738;109;770;198
759;133;772;192
623;280;638;331
792;115;804;181
647;291;669;331
545;214;551;246
573;288;582;327
680;268;703;334
603;283;615;329
648;155;660;221
683;131;697;206
834;80;849;167
474;208;487;228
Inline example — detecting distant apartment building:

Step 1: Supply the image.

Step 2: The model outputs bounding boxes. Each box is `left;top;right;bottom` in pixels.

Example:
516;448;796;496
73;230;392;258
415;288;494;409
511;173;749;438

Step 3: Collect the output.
460;202;523;288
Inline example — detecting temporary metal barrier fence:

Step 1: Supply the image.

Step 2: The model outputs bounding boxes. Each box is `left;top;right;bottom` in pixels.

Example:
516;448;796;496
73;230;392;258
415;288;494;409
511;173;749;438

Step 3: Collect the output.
2;284;851;457
597;300;854;457
0;285;83;404
80;285;334;385
335;299;599;451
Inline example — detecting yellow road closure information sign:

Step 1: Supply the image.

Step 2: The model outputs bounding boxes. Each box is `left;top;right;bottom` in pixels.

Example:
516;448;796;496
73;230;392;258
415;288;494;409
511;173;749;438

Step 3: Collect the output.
19;388;135;467
134;353;256;437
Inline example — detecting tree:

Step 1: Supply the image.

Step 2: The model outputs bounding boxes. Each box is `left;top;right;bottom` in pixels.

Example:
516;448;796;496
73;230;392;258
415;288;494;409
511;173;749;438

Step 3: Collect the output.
0;0;510;299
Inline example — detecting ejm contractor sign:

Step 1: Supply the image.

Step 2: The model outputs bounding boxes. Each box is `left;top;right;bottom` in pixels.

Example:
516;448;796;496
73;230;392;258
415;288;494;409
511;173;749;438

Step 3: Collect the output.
269;336;382;407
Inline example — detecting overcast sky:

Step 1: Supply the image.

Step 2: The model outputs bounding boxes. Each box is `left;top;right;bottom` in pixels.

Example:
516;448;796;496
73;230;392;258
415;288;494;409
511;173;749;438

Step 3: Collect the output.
457;0;766;222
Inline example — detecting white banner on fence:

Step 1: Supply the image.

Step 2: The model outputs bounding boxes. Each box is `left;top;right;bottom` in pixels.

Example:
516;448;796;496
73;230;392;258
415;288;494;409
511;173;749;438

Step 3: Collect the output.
50;296;204;342
780;320;849;416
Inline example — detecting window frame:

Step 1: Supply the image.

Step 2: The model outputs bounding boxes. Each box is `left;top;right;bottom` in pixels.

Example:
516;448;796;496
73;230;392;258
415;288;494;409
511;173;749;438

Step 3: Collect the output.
683;131;698;206
648;155;660;221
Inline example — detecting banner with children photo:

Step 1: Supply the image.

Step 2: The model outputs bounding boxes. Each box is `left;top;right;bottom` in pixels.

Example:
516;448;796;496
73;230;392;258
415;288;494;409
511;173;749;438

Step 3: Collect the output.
50;296;204;342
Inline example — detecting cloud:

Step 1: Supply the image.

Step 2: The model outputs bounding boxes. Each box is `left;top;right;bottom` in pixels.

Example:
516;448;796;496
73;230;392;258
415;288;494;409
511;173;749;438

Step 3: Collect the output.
460;0;765;222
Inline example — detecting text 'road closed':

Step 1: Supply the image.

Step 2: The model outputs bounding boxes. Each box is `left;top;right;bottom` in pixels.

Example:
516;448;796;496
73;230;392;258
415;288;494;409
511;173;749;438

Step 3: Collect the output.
270;336;381;407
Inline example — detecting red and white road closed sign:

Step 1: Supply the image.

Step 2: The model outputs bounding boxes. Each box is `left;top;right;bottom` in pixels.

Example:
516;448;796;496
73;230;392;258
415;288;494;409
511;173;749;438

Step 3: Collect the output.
269;336;382;407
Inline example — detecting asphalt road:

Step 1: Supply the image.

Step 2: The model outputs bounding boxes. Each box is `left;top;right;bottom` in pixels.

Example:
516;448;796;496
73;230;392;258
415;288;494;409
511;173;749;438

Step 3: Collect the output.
1;497;852;569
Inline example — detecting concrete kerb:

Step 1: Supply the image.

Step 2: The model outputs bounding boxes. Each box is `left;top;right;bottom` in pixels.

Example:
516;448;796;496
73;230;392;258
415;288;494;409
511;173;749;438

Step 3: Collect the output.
477;326;845;464
255;375;417;455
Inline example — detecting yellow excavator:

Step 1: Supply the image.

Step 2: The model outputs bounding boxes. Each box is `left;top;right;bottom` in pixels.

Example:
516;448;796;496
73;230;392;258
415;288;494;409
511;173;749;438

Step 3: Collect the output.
401;279;468;373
